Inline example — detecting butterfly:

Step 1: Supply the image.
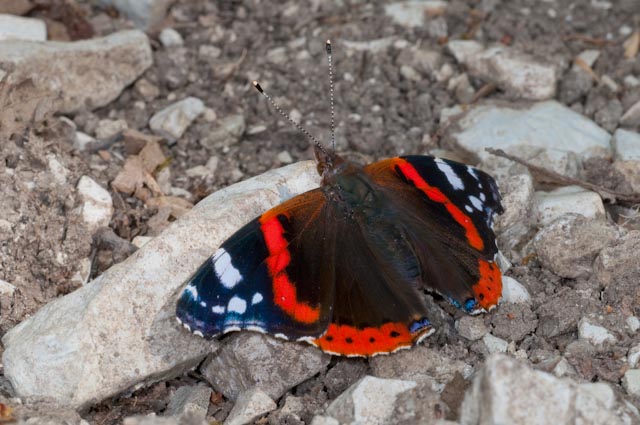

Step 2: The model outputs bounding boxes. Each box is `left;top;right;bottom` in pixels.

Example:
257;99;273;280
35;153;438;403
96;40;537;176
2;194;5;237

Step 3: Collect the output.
176;40;504;357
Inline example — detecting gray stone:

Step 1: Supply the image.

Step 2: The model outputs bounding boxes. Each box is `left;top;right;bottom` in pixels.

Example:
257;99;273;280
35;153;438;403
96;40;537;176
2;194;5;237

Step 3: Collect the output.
0;30;152;114
577;318;617;346
0;14;46;41
389;380;450;425
201;332;330;401
620;99;640;127
533;214;617;279
623;369;640;397
501;276;531;304
95;118;128;140
326;376;417;425
456;316;488;341
447;41;558;100
166;384;212;421
370;345;471;391
534;186;606;226
482;333;508;353
593;231;640;287
493;173;535;253
159;28;184;47
612;129;640;161
451;101;611;176
96;0;173;30
594;100;623;133
460;354;635;425
224;388;276;425
2;161;321;409
536;291;599;338
149;97;205;142
200;115;246;149
384;1;447;28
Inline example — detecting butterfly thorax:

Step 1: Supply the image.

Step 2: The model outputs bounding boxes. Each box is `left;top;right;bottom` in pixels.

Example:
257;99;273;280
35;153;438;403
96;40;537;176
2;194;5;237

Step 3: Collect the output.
321;158;381;219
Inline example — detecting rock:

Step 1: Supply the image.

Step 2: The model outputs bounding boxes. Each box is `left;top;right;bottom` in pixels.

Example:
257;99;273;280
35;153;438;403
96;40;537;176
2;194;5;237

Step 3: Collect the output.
578;318;616;346
620;99;640;127
47;154;69;185
612;129;640;160
326;376;417;425
2;161;321;408
149;97;205;142
200;115;246;150
534;186;606;226
370;346;471;391
388;380;450;425
0;14;46;41
0;279;16;297
135;78;161;101
325;359;368;399
482;333;509;353
396;47;443;76
124;414;192;425
310;416;340;425
224;388;276;425
384;1;448;28
77;176;114;233
593;231;640;287
400;65;420;81
456;316;488;341
201;332;330;401
493;173;535;252
166;384;211;421
159;28;184;47
447;41;557;100
627;316;640;334
501;276;531;304
0;30;152;113
95;118;128;140
451;101;611;176
628;344;640;368
533;214;617;279
343;37;395;54
490;304;538;343
594;100;623;132
277;151;293;164
96;0;173;30
74;131;96;151
536;291;598;338
622;369;640;397
461;354;635;425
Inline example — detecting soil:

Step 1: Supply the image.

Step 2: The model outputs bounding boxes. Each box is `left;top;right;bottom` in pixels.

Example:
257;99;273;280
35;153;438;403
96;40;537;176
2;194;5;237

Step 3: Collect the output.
1;0;640;423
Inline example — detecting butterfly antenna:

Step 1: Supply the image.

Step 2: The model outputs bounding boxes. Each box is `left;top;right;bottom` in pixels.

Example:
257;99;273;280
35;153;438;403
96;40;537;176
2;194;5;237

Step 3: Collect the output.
326;39;336;152
252;81;330;159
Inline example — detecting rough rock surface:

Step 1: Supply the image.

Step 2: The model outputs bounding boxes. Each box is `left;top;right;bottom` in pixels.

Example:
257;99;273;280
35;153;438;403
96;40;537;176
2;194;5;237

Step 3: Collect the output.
201;332;330;401
0;30;152;114
2;161;320;408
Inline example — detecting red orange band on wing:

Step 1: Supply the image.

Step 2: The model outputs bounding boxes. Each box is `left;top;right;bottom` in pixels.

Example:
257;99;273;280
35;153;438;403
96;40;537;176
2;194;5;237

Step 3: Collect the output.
312;322;427;357
394;159;485;251
474;259;502;309
260;214;320;324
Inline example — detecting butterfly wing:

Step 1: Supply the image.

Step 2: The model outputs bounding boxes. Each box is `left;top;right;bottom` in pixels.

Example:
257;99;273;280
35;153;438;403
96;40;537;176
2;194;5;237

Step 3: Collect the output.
176;189;336;340
363;155;504;313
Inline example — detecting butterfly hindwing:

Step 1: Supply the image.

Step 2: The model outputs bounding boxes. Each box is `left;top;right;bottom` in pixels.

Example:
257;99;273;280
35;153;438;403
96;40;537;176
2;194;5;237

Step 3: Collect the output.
363;155;504;313
176;189;335;340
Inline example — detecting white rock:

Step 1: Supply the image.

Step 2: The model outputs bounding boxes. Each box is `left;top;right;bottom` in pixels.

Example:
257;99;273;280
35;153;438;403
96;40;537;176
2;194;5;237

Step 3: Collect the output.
384;1;448;28
77;176;114;233
0;14;46;41
623;369;640;397
501;276;531;304
159;28;184;47
47;155;69;185
2;161;321;409
132;236;153;248
461;354;634;425
400;65;421;81
277;151;293;164
343;38;395;54
149;97;205;142
447;41;557;100
624;75;639;88
627;316;640;334
451;101;611;176
483;333;509;353
572;49;600;70
74;132;96;151
310;417;340;425
578;318;617;346
96;0;173;30
165;384;211;420
0;279;16;297
534;186;605;226
612;129;640;161
0;30;152;114
224;388;277;425
456;316;488;341
628;344;640;368
326;376;417;425
552;357;575;377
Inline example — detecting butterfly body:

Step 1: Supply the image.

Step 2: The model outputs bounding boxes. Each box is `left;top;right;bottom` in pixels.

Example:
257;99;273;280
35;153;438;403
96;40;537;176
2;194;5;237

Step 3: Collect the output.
176;149;504;357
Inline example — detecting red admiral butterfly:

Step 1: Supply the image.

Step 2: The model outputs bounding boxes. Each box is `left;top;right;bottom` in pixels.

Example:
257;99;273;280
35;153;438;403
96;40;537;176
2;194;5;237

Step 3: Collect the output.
176;40;503;357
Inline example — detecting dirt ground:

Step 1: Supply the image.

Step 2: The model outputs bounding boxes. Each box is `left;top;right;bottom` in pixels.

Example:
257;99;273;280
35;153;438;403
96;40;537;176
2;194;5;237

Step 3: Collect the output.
1;0;640;423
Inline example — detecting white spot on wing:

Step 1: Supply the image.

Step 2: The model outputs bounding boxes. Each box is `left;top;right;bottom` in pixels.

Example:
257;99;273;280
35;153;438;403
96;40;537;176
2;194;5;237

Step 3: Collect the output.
274;333;289;340
211;305;225;314
200;301;207;308
469;195;483;210
252;293;263;305
185;284;198;300
435;158;464;190
213;248;242;289
465;205;473;213
479;192;486;202
227;296;247;314
246;325;267;334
